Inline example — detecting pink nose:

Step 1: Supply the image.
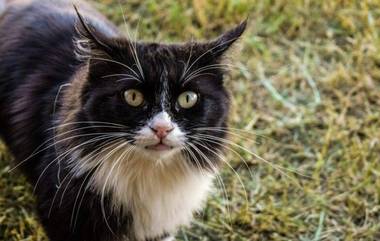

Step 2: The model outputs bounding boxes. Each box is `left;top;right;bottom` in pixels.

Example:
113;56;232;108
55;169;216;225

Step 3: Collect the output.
150;125;174;139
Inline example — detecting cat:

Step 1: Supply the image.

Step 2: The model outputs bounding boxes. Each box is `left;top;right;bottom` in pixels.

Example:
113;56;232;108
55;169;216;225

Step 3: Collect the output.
0;0;246;240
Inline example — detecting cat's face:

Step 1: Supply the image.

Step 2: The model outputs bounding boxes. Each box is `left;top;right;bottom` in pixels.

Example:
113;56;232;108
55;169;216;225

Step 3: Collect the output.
73;17;246;169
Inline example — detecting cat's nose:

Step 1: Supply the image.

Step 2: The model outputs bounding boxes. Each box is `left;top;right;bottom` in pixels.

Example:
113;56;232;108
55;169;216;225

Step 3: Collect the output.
150;124;174;139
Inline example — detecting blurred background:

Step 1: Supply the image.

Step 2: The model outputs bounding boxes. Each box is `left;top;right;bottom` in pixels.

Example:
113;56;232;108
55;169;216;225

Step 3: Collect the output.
1;0;380;240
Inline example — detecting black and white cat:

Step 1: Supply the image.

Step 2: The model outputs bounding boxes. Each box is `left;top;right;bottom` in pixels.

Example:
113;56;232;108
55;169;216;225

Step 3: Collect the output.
0;0;246;240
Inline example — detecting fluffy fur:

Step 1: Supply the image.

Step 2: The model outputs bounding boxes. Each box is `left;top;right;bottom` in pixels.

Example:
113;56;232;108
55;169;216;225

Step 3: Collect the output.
87;147;214;240
0;0;246;240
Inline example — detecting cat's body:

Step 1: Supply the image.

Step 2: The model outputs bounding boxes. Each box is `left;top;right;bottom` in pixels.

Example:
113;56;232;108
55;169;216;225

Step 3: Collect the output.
0;0;245;240
0;1;133;240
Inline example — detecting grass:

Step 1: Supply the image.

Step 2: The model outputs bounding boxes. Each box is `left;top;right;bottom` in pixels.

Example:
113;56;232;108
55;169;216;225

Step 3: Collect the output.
1;0;380;240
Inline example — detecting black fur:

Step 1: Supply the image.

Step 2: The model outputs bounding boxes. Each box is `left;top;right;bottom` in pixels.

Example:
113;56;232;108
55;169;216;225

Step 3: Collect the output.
0;1;246;240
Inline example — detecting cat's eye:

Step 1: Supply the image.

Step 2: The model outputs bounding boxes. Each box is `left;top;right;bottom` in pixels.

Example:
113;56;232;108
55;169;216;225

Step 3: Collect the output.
124;89;144;107
178;91;198;109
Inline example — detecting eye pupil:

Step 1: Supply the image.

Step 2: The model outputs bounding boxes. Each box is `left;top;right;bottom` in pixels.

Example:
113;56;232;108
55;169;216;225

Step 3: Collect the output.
178;91;198;109
124;89;144;107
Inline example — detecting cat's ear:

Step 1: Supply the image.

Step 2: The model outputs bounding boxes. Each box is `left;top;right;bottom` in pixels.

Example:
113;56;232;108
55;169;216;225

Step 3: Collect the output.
207;20;247;59
74;5;115;58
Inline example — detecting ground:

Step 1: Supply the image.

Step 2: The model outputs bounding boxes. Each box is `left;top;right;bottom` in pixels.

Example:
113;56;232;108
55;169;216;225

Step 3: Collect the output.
1;0;380;240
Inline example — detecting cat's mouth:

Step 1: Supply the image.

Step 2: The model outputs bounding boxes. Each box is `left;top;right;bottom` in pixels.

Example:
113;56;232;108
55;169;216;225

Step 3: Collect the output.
145;142;173;151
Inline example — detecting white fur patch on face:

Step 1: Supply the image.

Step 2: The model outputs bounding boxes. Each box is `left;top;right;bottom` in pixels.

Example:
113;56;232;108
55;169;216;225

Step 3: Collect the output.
133;111;187;162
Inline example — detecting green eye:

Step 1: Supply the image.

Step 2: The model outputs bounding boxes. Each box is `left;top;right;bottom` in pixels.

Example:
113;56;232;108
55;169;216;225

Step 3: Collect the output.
124;89;144;107
178;91;198;109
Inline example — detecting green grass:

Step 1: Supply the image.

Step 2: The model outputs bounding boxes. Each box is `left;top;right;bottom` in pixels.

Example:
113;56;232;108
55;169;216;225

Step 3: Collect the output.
1;0;380;240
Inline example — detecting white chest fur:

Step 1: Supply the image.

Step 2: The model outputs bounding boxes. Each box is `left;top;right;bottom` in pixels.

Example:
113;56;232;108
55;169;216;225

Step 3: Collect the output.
84;148;214;241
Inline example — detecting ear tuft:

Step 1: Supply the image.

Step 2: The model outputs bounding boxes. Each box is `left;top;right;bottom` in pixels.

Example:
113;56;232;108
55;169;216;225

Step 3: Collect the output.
73;5;113;59
210;20;247;57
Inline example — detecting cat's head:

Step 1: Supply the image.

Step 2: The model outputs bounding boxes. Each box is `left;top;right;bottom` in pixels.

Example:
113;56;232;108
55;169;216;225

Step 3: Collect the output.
66;12;246;171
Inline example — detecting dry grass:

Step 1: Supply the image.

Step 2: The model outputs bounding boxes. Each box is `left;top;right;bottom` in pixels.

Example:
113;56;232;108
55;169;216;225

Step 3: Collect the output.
1;0;380;240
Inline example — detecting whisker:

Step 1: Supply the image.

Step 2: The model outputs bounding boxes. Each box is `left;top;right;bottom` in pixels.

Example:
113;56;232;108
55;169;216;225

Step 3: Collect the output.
117;1;145;81
182;145;205;176
189;141;249;218
183;73;217;84
53;83;71;116
33;133;126;194
180;40;195;81
193;136;256;181
9;130;130;172
184;142;233;223
53;125;129;184
71;141;132;229
102;73;141;82
90;57;141;82
181;37;243;86
183;63;230;83
59;138;128;209
192;133;309;184
99;143;133;234
48;138;123;217
194;126;271;140
115;77;142;82
49;121;127;130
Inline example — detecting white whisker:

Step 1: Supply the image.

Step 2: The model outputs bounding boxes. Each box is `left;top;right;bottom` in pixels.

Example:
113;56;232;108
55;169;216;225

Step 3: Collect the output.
192;133;309;184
